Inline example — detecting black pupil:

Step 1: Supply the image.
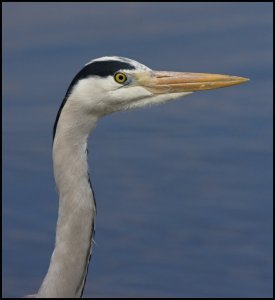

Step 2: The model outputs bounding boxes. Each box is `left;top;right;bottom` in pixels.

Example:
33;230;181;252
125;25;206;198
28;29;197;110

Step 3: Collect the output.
119;75;124;81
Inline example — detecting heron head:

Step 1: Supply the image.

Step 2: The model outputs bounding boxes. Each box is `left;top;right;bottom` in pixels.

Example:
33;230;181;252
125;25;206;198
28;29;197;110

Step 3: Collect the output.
66;56;248;115
53;56;248;138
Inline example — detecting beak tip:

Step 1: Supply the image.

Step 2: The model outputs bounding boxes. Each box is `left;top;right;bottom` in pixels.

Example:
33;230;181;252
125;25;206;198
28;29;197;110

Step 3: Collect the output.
236;76;250;85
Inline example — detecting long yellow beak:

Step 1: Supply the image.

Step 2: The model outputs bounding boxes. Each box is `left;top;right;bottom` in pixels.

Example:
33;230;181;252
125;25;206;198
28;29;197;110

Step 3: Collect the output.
137;71;249;94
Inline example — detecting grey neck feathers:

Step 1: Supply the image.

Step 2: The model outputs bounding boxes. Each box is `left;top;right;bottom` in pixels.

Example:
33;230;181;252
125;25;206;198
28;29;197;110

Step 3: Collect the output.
37;105;98;298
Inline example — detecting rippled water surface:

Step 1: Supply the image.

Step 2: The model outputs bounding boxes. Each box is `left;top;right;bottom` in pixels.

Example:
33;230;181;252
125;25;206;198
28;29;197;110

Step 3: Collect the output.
3;3;272;298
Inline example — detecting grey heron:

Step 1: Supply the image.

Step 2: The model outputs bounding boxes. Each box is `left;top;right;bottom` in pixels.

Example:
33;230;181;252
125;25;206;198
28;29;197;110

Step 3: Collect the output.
32;56;248;297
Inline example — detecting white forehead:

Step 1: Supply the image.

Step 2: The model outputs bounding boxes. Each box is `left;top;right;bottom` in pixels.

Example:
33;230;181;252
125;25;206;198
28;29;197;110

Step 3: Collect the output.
85;56;151;71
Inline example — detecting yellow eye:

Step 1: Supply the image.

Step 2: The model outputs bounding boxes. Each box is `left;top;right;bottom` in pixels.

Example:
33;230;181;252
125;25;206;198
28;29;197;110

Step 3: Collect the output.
114;72;127;84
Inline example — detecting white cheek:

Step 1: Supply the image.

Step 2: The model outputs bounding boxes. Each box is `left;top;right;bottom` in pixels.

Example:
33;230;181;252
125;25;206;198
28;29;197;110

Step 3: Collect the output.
109;86;152;101
72;77;118;104
125;92;193;110
77;77;117;94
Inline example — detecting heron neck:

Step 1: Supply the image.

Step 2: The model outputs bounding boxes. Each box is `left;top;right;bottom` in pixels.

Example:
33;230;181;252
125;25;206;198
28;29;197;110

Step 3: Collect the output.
37;111;98;298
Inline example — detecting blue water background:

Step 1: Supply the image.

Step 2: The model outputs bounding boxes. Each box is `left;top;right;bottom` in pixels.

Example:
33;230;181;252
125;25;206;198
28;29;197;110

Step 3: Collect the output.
2;3;273;298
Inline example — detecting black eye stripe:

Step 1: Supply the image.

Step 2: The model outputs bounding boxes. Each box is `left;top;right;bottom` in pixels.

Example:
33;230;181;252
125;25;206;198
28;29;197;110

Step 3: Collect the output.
66;61;135;99
53;60;136;140
79;61;135;78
